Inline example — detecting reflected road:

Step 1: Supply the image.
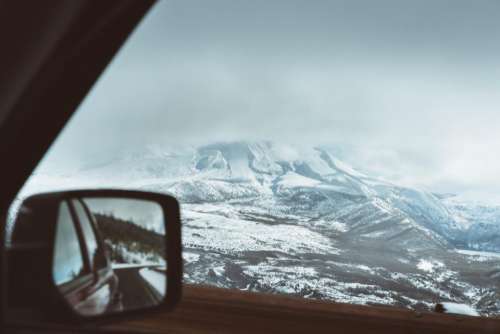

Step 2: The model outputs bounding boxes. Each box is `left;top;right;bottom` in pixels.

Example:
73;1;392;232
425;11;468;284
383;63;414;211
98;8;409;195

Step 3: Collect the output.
113;266;166;309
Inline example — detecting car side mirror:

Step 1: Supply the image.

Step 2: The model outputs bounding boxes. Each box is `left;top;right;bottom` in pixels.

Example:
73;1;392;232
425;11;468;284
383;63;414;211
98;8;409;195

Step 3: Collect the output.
5;189;182;324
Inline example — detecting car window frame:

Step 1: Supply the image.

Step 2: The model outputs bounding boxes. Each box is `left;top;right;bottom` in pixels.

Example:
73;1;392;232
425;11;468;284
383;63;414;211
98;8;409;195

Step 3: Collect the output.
0;1;158;327
70;199;107;272
78;199;110;270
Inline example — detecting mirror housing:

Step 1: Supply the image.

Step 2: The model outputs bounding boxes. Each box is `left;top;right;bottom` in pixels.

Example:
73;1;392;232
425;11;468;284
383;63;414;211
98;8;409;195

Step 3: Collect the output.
5;189;182;324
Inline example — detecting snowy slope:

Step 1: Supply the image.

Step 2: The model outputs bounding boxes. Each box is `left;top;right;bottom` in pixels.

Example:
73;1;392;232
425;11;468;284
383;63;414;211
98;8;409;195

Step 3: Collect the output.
11;141;500;316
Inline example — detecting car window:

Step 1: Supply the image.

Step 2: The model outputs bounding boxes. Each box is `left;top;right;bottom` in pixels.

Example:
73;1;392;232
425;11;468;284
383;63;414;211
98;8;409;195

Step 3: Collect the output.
10;0;500;318
71;200;101;270
53;201;86;285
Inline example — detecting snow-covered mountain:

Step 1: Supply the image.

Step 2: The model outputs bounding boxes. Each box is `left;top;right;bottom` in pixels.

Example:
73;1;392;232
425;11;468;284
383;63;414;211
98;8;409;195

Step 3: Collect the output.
14;141;500;316
38;141;496;252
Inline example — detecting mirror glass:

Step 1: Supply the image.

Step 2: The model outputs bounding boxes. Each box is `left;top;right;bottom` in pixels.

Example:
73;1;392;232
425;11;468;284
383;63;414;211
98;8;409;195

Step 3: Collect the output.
52;197;166;316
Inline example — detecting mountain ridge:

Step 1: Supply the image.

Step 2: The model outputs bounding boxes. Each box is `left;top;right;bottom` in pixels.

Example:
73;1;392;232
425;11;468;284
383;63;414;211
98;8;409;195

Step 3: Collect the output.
21;140;500;252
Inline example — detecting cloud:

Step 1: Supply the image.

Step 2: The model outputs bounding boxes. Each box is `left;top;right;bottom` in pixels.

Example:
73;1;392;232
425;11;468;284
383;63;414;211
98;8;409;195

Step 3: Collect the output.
38;0;500;203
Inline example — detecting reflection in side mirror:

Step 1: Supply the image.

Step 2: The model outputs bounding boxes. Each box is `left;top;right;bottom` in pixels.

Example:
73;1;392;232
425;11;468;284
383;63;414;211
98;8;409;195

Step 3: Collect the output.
6;189;181;322
53;197;167;316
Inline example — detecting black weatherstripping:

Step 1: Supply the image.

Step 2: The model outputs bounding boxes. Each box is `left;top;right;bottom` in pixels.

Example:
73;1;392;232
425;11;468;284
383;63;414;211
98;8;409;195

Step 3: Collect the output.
0;0;156;327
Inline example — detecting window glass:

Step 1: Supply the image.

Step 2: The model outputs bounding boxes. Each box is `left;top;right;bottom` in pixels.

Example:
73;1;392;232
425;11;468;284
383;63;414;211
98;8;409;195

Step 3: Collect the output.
53;201;85;285
12;0;500;318
72;200;100;270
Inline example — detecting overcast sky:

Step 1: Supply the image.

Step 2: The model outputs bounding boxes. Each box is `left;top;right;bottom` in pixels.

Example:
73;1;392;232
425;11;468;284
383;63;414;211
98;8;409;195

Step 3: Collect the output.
38;0;500;202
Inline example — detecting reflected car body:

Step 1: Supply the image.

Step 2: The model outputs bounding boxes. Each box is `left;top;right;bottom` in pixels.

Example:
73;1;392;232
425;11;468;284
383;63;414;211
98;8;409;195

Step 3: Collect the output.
54;199;122;316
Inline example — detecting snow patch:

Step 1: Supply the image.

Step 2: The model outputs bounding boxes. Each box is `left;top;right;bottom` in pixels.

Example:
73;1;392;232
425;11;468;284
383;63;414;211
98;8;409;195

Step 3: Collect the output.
456;249;500;261
416;259;444;273
277;172;321;188
183;206;338;255
183;252;201;264
441;302;479;317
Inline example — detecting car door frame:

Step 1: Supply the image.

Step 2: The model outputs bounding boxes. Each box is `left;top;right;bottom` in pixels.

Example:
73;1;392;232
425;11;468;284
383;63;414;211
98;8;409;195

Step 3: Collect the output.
65;199;117;315
54;200;97;310
0;1;156;327
78;200;122;314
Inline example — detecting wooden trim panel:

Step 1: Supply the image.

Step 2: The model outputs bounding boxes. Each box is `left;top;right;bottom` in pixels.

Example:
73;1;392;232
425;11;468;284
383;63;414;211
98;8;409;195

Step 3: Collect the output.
107;284;500;333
